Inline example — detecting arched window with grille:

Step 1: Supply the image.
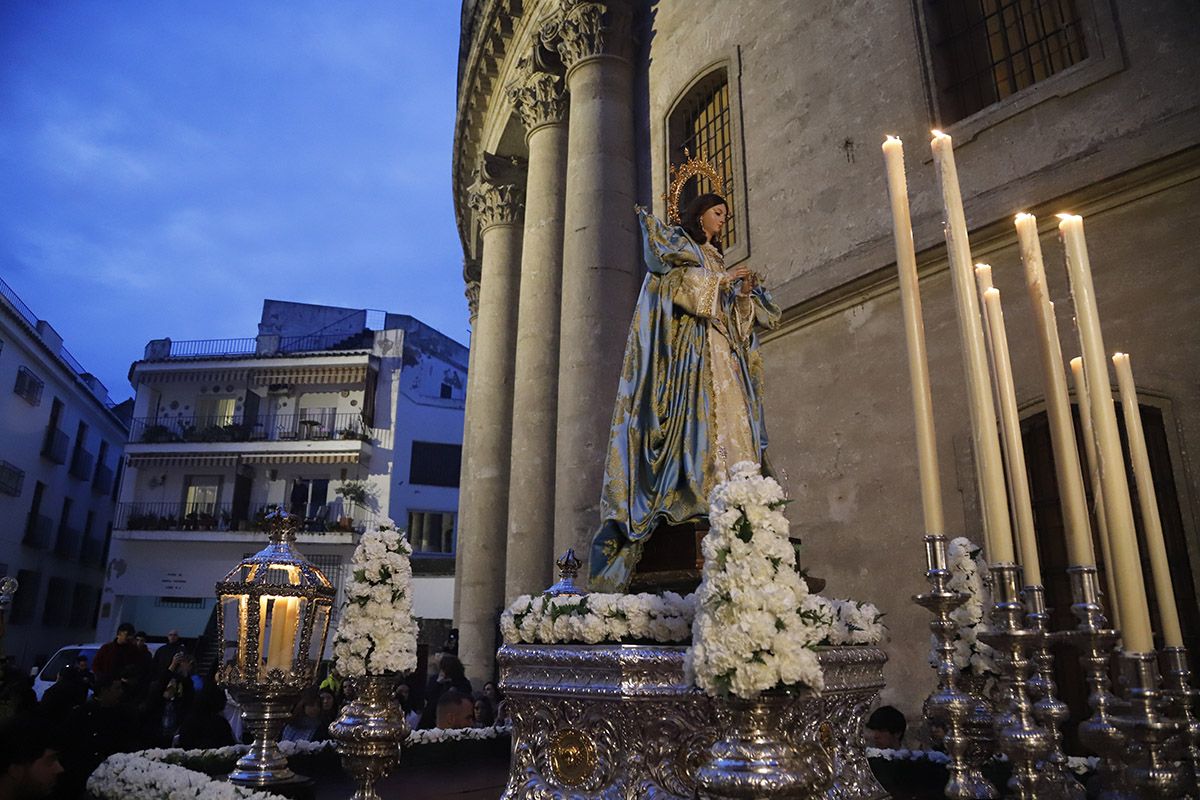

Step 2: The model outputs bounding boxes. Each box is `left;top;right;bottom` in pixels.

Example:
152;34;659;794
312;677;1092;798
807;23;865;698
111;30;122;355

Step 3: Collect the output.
666;63;749;263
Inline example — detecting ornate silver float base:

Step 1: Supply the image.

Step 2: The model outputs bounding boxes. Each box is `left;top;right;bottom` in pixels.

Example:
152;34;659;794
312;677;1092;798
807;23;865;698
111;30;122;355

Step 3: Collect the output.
498;643;888;800
329;674;410;800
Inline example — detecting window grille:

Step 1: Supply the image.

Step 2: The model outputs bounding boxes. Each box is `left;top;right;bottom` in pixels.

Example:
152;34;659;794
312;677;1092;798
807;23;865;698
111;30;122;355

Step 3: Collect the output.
14;366;44;406
669;69;738;249
154;596;207;609
925;0;1088;124
0;460;23;496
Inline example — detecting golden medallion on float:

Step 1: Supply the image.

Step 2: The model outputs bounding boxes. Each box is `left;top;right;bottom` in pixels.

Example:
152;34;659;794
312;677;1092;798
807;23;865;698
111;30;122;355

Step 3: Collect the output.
546;727;597;787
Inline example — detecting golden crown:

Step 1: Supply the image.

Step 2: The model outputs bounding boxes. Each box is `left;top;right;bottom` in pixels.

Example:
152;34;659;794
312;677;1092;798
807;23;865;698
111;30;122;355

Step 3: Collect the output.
664;149;725;225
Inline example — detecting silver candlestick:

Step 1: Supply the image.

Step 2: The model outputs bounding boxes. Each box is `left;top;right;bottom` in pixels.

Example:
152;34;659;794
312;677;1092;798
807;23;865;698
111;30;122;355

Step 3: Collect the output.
1112;652;1185;799
977;563;1049;800
1059;565;1129;799
1022;584;1084;800
913;534;996;800
1160;646;1200;795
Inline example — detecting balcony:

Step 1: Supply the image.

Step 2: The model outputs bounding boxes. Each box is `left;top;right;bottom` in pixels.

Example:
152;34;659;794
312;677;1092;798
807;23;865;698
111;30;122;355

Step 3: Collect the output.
129;413;377;445
54;526;82;558
69;448;94;481
93;463;115;495
23;513;53;548
41;427;69;464
146;332;375;361
114;501;373;536
116;501;235;532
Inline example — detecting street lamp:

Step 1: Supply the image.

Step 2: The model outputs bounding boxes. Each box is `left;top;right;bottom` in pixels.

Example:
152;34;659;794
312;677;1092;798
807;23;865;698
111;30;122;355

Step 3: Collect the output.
215;509;336;787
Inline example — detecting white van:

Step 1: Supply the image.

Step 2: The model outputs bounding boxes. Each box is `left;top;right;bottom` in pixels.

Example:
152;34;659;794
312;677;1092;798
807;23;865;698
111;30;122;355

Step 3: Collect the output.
32;641;163;701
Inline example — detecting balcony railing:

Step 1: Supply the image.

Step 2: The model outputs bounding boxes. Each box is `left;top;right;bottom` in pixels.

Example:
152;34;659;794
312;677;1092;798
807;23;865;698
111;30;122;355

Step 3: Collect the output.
81;536;106;566
116;501;235;532
42;427;69;464
55;526;82;558
93;463;115;495
69;448;94;480
24;512;53;548
168;338;257;358
114;501;375;534
129;413;378;445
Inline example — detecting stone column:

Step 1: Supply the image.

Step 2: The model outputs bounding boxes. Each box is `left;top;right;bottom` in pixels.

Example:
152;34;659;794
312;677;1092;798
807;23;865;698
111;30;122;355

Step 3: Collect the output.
452;264;480;625
455;163;524;684
503;62;569;599
543;0;640;571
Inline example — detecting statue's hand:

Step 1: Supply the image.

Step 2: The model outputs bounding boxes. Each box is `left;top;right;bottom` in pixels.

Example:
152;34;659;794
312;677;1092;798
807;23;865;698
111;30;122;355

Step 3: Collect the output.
723;265;752;285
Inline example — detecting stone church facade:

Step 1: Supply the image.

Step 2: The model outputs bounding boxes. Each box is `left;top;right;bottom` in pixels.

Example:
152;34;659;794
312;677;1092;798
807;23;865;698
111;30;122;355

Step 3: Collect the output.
451;0;1200;721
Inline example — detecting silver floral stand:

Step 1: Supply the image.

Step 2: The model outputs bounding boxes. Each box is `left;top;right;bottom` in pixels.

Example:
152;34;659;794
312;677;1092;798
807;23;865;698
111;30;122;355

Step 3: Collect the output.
498;643;888;799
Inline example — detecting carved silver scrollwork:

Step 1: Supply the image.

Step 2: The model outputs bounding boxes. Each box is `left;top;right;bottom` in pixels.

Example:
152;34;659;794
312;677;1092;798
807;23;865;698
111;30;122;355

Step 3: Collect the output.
499;644;889;800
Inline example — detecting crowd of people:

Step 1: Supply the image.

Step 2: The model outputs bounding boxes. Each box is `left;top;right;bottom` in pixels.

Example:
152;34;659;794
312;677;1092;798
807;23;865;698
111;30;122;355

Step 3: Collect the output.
0;624;511;800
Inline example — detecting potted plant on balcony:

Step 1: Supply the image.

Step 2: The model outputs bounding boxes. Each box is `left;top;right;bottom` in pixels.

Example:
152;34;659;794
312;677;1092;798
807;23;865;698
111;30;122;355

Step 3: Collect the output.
335;480;373;528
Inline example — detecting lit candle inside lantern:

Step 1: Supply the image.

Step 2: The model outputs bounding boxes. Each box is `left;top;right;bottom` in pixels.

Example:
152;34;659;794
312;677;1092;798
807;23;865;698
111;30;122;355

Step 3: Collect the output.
282;597;300;665
1113;352;1183;647
266;596;289;671
882;135;945;535
1071;358;1122;633
1016;214;1096;568
977;280;1042;586
258;597;269;668
1060;214;1152;653
930;130;1015;565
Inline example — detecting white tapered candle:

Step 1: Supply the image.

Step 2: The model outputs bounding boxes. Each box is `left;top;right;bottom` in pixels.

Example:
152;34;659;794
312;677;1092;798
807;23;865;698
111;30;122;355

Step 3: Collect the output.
930;131;1015;565
882;135;945;535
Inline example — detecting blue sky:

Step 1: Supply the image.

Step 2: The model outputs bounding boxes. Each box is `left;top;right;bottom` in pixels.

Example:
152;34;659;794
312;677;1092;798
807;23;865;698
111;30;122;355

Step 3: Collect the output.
0;2;467;403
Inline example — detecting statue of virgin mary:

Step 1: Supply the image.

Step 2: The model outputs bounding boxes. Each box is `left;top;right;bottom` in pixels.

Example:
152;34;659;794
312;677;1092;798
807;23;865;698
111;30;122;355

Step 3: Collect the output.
589;178;780;592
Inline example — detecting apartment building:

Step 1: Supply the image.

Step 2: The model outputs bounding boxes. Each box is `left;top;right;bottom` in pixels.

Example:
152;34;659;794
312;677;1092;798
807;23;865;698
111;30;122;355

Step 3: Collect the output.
98;300;467;650
0;278;129;670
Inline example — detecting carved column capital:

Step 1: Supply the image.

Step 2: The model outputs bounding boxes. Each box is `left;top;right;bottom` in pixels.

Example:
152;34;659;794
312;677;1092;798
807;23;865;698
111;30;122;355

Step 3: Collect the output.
468;167;525;230
540;0;630;72
507;65;567;134
464;279;481;325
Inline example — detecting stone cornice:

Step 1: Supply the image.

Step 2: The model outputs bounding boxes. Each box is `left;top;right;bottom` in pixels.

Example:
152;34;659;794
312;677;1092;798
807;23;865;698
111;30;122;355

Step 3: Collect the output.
453;0;525;258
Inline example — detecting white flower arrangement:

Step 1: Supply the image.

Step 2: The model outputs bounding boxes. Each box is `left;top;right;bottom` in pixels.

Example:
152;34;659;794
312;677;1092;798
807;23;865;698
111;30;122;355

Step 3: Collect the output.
332;521;419;677
689;462;848;699
940;536;999;676
865;747;1099;776
827;598;888;646
500;591;695;645
407;723;512;745
87;754;279;800
88;727;515;799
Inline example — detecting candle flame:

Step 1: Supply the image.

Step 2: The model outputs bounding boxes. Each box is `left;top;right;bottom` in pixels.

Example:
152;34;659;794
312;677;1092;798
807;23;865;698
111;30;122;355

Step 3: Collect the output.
931;129;945;137
885;134;900;142
1056;213;1080;221
1015;212;1033;222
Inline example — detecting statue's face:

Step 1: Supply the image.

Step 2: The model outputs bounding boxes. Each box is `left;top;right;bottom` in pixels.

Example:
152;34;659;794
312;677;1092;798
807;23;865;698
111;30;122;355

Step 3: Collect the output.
700;204;728;240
